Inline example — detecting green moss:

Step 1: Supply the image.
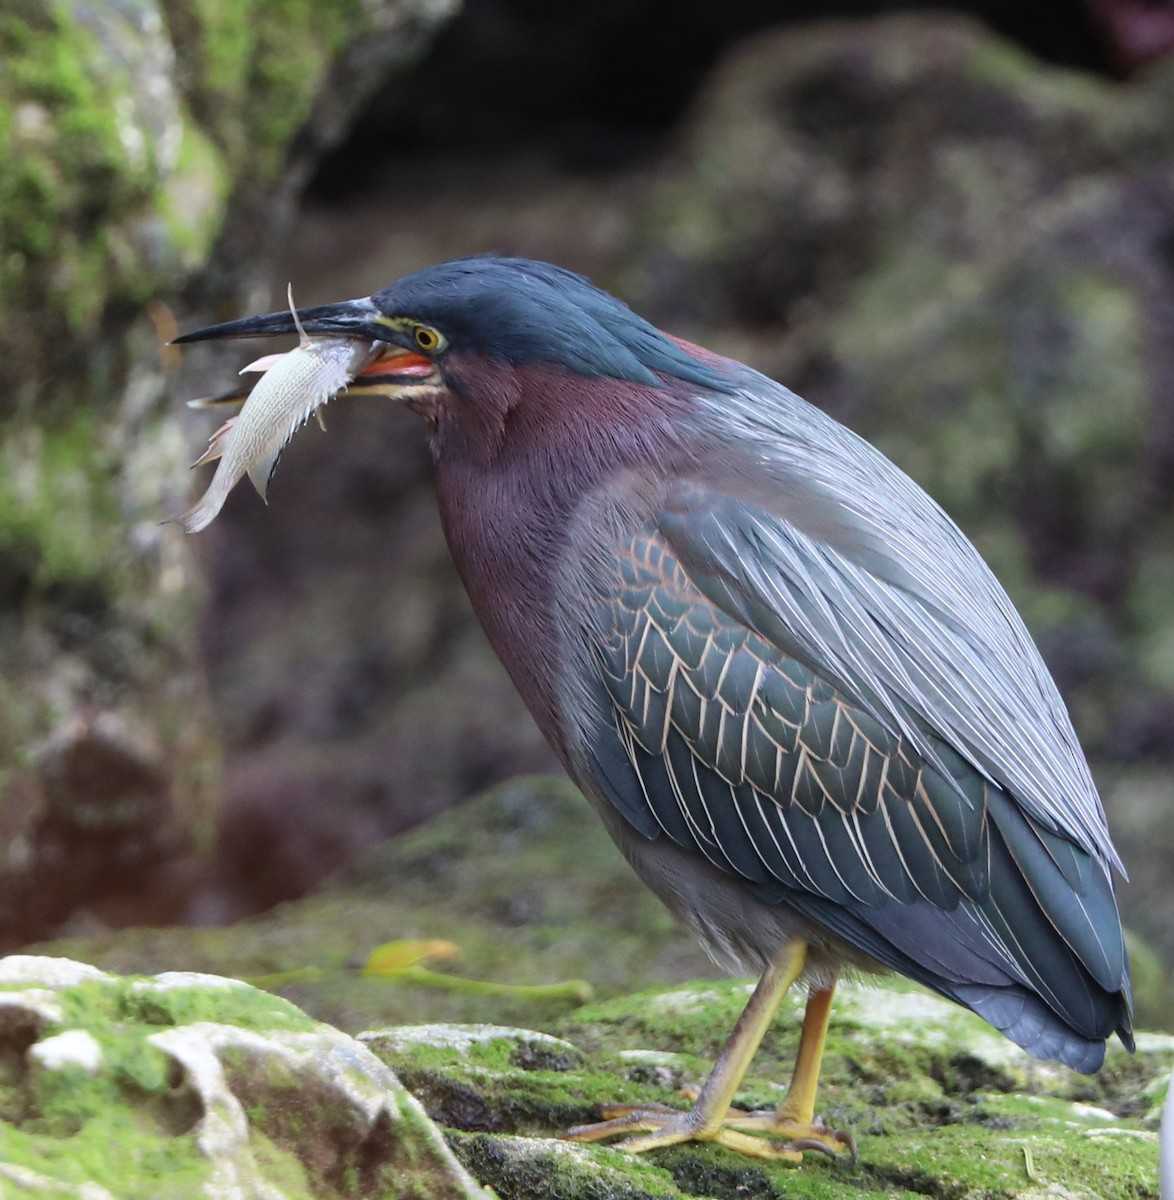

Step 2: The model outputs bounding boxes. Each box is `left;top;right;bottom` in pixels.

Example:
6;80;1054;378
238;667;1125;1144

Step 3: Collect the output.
0;1119;214;1200
0;0;394;373
1122;934;1174;1036
828;241;1027;516
0;971;330;1197
0;4;161;334
158;118;229;265
859;1116;1157;1200
242;1134;314;1197
1127;514;1174;689
369;1025;650;1138
0;409;124;595
163;0;378;182
449;1131;689;1200
180;0;255;105
54;974;318;1037
370;976;1168;1199
963;35;1117;128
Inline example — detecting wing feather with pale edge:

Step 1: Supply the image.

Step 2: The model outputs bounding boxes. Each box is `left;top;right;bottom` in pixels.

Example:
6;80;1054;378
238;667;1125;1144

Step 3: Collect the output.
577;513;1131;1069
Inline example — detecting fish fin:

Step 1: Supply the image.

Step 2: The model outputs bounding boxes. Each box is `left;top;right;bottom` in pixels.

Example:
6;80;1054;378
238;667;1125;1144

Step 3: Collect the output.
190;418;239;468
240;351;289;374
247;448;281;502
315;409;327;432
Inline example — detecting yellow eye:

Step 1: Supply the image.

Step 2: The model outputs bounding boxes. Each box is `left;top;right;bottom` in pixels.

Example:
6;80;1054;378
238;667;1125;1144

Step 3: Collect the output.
413;325;441;352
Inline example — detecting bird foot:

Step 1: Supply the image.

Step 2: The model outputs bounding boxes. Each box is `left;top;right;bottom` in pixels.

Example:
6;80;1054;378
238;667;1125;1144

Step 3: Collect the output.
564;1101;855;1162
720;1109;857;1163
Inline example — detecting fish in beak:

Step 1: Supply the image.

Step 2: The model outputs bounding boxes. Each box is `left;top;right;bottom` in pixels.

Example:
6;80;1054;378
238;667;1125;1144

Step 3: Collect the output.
172;291;438;532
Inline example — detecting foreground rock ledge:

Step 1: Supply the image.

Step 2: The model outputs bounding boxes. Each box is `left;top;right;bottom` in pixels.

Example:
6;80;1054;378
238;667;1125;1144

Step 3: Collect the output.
0;956;1169;1198
0;956;488;1199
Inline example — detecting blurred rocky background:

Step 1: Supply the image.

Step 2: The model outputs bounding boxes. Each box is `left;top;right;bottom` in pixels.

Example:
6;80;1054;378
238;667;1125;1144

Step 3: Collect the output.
2;0;1173;1036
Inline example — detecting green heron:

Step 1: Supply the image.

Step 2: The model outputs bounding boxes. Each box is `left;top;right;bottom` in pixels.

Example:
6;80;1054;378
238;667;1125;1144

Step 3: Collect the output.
177;257;1133;1162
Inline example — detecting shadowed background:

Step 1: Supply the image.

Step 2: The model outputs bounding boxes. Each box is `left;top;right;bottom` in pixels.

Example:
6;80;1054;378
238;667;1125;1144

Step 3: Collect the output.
1;0;1172;1028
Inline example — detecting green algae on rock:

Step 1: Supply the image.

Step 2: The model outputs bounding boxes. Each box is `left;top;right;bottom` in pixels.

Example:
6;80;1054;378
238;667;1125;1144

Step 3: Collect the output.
0;955;491;1199
365;979;1172;1200
8;909;1170;1193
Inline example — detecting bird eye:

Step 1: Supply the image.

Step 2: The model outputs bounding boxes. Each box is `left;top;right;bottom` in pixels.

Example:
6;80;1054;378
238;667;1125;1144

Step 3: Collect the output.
413;325;442;352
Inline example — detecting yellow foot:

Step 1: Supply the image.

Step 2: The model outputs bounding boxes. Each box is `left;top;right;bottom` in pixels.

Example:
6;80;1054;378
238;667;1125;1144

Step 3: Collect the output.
564;1101;855;1162
722;1109;857;1163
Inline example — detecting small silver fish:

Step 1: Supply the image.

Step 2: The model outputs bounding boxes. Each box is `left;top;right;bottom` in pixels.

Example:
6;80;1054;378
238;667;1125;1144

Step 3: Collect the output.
180;332;375;533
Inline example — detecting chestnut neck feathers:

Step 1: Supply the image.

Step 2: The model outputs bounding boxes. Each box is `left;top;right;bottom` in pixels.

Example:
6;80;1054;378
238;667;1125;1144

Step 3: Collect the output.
376;257;737;742
432;357;707;744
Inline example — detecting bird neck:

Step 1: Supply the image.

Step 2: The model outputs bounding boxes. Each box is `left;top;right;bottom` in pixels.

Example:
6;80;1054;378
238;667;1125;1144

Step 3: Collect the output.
433;359;695;745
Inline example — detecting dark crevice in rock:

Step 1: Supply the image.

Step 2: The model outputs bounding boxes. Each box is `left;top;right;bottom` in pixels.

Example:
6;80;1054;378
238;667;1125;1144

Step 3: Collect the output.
308;0;1113;194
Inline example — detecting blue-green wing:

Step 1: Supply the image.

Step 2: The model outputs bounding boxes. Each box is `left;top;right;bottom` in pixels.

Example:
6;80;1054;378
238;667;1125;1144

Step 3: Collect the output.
575;518;1131;1071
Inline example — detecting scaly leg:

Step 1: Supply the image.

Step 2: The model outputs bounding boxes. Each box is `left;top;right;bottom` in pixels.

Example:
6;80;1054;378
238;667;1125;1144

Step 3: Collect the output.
566;942;828;1159
723;977;855;1160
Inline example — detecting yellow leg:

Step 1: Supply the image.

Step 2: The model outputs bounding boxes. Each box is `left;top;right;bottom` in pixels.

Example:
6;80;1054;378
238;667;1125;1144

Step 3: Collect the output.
780;980;835;1123
724;977;856;1161
565;942;817;1158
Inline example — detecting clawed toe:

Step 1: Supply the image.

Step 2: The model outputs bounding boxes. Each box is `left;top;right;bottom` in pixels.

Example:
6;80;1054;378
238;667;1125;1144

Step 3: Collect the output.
786;1130;857;1163
564;1102;682;1144
724;1111;857;1163
564;1101;855;1164
565;1104;709;1153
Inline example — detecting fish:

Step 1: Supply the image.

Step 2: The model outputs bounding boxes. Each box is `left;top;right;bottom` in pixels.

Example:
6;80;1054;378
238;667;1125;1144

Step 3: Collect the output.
178;310;376;533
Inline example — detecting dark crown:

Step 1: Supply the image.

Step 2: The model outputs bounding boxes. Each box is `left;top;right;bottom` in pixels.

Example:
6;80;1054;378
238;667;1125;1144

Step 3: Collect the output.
373;257;733;392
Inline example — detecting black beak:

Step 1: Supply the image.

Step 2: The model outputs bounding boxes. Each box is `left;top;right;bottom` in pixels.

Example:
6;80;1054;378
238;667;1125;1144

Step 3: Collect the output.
172;297;387;345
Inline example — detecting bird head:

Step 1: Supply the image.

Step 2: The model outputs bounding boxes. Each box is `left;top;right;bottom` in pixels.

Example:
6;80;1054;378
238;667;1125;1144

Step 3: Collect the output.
175;257;734;455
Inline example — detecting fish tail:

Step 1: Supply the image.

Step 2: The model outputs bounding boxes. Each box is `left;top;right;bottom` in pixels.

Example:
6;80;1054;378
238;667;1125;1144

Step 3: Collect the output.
178;488;230;534
177;456;237;532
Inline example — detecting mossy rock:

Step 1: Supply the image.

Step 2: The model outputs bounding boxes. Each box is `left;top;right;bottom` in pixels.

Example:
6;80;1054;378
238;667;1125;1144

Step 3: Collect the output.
0;0;460;955
0;954;490;1198
366;979;1172;1199
16;777;1174;1196
0;0;223;378
3;961;1167;1198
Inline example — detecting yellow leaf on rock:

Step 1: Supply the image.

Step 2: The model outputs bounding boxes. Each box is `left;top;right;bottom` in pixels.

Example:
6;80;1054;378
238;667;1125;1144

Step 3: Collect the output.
363;939;461;978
